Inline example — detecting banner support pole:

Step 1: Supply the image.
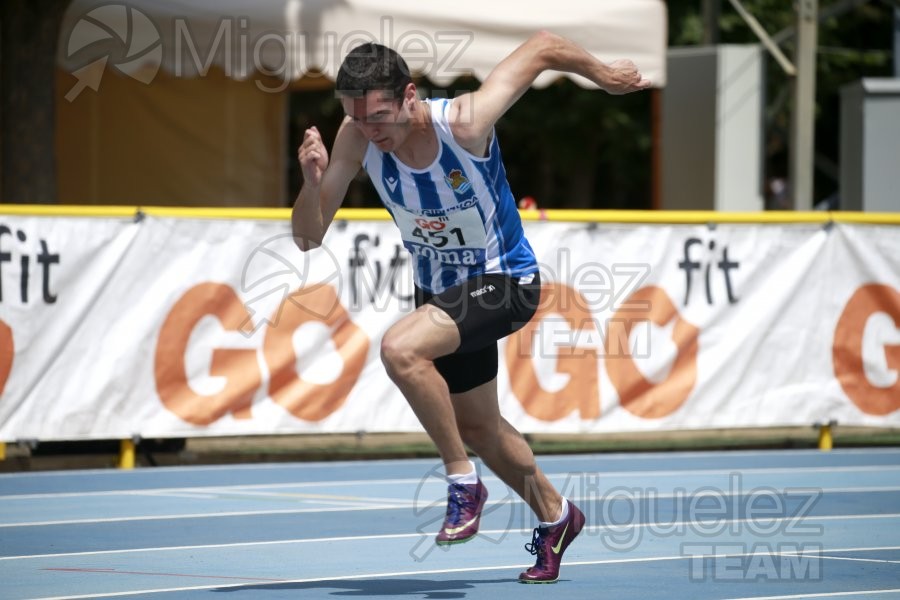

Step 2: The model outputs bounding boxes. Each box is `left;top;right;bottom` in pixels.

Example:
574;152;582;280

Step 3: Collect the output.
815;421;836;452
118;438;137;469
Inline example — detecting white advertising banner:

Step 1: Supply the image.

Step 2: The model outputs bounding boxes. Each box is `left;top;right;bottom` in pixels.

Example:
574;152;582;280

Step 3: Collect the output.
0;213;897;441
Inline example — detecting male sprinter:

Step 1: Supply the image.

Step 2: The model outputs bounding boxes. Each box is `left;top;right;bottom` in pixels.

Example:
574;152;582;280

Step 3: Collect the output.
292;32;650;583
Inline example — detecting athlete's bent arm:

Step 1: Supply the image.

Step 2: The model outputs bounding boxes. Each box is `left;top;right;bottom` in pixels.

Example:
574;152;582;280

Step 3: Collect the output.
292;118;367;251
449;30;651;155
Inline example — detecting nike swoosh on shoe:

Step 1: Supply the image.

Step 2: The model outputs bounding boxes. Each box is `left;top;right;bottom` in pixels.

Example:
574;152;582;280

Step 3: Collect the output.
551;523;569;554
444;515;479;536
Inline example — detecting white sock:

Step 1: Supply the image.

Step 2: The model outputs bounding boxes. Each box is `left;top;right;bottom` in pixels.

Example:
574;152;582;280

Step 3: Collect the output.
446;461;478;485
540;498;569;528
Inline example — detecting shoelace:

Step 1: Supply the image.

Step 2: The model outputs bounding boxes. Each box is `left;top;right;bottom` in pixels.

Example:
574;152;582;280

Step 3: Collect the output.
524;527;547;557
445;484;473;525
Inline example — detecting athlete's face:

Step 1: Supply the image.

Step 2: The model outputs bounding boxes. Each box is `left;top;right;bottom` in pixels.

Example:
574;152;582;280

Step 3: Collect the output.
342;87;415;152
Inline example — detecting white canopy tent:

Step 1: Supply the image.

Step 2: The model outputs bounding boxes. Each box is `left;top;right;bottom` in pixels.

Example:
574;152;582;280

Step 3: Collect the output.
59;0;667;87
55;0;667;206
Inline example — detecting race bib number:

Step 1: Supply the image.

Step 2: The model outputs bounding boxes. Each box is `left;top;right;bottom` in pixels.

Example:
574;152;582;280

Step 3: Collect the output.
394;207;487;266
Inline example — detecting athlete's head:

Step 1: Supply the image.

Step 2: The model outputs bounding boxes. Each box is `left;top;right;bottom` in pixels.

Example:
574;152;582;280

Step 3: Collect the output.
336;43;412;101
336;43;419;152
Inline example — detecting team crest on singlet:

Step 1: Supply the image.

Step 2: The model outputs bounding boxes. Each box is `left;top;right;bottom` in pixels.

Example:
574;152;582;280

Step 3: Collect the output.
444;169;472;195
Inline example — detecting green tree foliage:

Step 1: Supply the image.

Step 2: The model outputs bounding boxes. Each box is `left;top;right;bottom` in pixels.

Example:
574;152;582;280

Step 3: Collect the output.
673;0;894;206
492;79;653;209
290;1;895;209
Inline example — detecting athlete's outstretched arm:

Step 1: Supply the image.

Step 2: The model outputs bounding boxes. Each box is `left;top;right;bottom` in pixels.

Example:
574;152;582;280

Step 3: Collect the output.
292;117;367;251
450;30;651;154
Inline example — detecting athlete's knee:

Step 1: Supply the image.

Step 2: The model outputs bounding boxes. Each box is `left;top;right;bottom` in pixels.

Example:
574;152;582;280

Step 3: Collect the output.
459;423;497;454
458;417;499;453
380;330;421;380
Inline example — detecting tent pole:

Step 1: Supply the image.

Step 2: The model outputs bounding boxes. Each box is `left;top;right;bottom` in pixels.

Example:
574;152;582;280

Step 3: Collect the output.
894;5;900;78
790;0;818;211
651;88;662;210
726;0;796;76
703;0;720;45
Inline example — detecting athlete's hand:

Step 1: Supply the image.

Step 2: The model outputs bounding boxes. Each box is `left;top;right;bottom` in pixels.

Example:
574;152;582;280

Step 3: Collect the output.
298;127;329;187
601;59;652;95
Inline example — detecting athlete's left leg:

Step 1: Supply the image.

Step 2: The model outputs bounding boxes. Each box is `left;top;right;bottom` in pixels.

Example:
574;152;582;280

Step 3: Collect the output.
450;379;563;524
454;379;586;583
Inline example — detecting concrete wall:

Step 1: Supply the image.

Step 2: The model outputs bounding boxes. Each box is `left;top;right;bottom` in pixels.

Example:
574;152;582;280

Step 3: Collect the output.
662;46;764;212
841;79;900;212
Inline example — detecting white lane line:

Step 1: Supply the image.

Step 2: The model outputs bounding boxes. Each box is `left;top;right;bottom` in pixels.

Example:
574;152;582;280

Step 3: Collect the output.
132;492;218;500
0;457;444;479
2;532;426;561
0;503;415;529
722;589;900;599
206;489;407;503
8;497;900;528
4;465;900;501
4;514;900;561
136;488;409;506
19;545;900;600
3;484;900;528
0;478;425;501
4;447;898;481
794;546;900;555
536;448;900;462
818;555;900;565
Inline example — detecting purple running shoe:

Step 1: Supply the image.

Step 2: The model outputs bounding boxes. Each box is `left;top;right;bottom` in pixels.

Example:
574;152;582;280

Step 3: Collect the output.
518;501;585;583
435;480;488;545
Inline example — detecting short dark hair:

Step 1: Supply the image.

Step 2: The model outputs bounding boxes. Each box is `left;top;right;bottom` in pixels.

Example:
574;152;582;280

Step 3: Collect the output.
335;43;412;101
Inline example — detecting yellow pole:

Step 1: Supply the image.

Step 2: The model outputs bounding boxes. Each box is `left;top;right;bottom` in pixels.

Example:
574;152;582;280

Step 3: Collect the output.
118;439;136;469
817;423;833;452
0;442;6;461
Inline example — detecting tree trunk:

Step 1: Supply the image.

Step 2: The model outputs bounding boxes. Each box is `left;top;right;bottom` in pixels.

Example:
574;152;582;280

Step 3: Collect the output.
1;0;70;204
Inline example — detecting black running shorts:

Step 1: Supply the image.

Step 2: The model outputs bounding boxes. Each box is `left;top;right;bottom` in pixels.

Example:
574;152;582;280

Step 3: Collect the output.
415;272;541;394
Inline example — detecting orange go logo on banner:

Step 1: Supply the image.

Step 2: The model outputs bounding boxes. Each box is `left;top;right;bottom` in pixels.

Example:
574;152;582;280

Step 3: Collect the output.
505;283;700;422
154;282;369;426
0;321;13;398
506;283;601;421
833;283;900;416
605;286;699;419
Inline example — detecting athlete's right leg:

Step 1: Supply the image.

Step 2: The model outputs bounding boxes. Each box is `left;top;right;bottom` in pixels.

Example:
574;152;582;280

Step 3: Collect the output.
379;303;472;476
381;303;491;545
